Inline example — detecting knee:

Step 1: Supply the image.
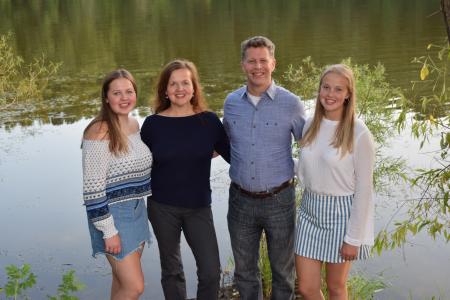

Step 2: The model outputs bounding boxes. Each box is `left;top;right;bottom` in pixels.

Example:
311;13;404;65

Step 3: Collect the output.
198;265;220;284
134;282;145;297
123;280;145;298
326;281;347;298
298;282;320;298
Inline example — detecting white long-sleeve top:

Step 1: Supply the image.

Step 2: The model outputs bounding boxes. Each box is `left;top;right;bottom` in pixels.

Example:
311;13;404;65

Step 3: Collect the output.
82;132;152;239
297;117;375;246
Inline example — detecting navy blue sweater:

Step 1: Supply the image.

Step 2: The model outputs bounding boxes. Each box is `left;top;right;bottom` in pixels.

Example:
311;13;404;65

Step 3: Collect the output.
140;111;230;208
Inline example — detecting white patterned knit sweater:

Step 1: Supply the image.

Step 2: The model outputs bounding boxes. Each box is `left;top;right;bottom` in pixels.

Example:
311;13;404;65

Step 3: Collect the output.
82;132;152;239
297;117;375;246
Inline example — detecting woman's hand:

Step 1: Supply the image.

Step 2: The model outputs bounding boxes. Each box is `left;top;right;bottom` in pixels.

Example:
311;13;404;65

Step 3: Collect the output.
104;234;121;255
340;242;358;261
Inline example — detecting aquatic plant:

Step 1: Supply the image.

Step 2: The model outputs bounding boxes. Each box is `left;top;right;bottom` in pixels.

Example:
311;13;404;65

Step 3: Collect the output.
347;273;387;300
0;264;84;300
0;264;36;300
0;32;60;112
47;270;85;300
258;232;272;298
376;40;450;253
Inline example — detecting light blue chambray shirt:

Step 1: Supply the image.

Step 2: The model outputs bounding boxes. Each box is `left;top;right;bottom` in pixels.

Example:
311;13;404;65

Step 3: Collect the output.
223;81;306;192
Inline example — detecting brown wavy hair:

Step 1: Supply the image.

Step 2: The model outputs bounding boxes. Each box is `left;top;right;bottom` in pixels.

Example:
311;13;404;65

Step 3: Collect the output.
153;59;208;114
83;69;137;155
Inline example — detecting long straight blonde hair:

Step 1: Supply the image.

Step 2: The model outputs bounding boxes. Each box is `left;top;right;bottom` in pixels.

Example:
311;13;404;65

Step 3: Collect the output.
300;64;356;156
83;69;137;155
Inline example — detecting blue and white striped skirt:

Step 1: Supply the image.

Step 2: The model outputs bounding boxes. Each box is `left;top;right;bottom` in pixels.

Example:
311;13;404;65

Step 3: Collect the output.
294;190;371;263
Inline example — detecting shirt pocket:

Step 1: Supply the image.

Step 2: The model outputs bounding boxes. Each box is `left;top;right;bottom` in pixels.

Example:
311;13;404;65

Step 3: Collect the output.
262;120;290;146
226;114;250;142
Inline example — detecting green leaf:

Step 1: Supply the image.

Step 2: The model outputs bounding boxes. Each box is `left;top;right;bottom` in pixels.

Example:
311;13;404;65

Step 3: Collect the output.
420;64;429;80
417;220;430;232
438;47;445;60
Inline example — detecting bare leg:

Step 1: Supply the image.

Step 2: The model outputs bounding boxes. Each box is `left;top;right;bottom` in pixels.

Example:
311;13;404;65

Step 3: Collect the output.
111;271;119;297
325;261;351;300
295;255;324;300
106;247;145;300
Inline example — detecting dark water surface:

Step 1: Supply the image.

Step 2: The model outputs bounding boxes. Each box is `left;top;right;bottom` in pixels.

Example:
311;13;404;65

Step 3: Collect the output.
1;1;449;299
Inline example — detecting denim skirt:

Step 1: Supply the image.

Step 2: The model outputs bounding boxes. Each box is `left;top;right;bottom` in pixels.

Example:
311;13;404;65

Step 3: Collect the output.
294;190;371;263
88;198;151;261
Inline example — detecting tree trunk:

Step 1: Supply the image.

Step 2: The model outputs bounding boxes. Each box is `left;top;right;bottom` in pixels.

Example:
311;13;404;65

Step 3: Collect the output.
442;0;450;42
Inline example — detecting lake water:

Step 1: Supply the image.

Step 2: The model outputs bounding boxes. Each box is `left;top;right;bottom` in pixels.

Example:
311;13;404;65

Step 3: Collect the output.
1;0;449;299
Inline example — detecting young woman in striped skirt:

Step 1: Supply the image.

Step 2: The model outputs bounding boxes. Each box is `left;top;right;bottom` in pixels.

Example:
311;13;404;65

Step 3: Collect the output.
294;64;375;300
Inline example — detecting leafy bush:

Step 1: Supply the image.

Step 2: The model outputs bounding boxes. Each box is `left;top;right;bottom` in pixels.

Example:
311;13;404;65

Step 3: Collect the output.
0;264;84;300
376;41;450;253
0;32;60;112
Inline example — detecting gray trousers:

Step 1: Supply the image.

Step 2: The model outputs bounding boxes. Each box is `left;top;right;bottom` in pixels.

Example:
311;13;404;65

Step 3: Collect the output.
147;198;221;300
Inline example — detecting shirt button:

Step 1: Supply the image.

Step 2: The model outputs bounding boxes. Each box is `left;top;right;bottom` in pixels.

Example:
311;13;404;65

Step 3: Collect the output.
252;143;255;146
251;161;254;164
253;125;256;128
251;177;255;180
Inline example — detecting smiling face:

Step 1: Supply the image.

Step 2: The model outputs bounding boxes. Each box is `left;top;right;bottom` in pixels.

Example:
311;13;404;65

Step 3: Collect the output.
241;47;276;95
106;78;137;116
166;68;194;109
319;72;350;120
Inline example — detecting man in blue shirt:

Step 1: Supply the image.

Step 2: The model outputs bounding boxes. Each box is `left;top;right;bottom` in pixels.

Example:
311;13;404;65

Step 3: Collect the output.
223;36;306;300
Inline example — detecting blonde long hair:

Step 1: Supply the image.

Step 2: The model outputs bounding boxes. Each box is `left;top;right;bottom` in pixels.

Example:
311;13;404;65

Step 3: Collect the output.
300;64;356;156
83;69;137;155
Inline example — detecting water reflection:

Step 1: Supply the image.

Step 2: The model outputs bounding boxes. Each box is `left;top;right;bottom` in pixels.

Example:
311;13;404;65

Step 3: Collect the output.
0;119;449;299
0;119;230;299
0;0;446;128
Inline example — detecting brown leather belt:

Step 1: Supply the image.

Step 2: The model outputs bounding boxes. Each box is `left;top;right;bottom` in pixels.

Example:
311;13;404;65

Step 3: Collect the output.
231;179;294;199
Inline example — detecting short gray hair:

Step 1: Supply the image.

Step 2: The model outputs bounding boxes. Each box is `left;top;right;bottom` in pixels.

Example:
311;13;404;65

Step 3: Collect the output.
240;36;275;61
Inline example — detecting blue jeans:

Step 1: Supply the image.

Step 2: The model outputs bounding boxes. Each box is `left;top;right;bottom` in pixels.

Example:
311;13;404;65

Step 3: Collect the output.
227;184;296;300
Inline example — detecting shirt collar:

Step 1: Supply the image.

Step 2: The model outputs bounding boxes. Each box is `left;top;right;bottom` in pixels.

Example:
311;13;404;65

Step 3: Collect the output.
239;81;277;101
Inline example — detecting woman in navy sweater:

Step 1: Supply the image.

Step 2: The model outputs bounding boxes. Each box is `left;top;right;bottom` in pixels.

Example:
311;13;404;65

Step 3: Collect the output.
140;59;229;300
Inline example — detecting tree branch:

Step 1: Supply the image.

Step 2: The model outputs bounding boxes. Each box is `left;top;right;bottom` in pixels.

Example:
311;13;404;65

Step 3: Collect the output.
442;0;450;42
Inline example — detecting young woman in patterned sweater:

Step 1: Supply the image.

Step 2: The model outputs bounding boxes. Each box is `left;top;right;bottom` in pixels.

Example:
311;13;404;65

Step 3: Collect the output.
82;69;152;299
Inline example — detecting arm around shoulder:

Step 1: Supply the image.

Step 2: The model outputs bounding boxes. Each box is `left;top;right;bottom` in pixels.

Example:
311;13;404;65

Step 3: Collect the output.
292;96;306;140
210;112;231;163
